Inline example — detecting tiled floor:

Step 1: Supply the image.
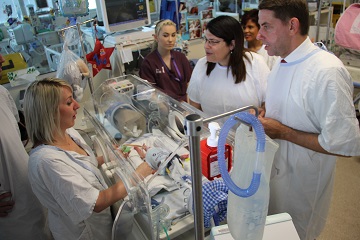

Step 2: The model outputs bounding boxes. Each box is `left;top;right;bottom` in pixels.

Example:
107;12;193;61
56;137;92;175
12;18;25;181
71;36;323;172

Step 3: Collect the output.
178;156;360;240
317;156;360;240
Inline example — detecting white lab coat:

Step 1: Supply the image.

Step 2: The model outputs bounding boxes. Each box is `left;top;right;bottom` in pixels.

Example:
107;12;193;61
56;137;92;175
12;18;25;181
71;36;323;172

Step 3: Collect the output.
187;52;269;117
28;128;112;240
244;42;279;70
265;37;360;240
0;91;50;239
256;45;278;70
0;85;19;124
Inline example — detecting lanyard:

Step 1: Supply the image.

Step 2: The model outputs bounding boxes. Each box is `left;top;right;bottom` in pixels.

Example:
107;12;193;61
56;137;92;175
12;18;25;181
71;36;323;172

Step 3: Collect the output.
156;50;182;82
280;48;322;66
32;144;108;189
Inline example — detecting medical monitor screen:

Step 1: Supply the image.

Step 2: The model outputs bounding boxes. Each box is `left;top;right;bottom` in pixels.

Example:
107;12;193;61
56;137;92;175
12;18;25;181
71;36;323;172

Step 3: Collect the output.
100;0;151;33
35;0;48;8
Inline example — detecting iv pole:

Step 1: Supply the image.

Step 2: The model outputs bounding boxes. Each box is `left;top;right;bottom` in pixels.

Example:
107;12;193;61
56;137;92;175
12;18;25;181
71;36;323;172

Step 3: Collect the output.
184;105;258;240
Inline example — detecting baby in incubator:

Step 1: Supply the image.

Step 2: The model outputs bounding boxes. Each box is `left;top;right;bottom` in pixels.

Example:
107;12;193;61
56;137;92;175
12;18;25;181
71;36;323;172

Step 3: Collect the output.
132;144;190;184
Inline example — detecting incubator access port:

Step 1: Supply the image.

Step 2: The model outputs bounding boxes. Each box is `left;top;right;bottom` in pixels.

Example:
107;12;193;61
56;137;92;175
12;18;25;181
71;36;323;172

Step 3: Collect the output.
84;74;220;239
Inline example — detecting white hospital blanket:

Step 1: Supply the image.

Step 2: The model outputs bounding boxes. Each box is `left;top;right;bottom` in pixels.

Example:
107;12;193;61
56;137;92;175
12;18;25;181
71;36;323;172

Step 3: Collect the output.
124;130;189;195
123;130;191;221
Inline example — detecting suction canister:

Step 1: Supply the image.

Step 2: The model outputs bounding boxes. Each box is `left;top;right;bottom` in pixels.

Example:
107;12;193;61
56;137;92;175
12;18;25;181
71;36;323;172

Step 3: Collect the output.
217;112;279;240
200;122;232;180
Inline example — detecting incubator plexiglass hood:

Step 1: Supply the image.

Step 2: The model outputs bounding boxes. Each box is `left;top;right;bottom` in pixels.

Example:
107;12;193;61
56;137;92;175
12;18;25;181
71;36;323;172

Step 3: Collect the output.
82;74;212;239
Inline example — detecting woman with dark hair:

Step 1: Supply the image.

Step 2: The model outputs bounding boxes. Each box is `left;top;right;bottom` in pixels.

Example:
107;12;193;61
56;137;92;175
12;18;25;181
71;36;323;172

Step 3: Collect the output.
241;9;278;69
187;15;269;117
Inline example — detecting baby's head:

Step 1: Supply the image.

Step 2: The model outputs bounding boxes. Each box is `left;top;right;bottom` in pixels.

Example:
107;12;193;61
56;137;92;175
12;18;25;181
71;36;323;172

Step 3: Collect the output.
145;147;168;170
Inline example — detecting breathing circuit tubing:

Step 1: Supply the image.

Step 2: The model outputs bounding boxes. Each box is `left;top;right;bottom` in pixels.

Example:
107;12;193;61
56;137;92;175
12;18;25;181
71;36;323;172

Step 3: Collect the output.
217;112;266;198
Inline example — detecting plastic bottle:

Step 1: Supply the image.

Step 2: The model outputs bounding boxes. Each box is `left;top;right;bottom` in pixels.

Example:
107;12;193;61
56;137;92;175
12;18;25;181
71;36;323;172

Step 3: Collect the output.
200;122;232;180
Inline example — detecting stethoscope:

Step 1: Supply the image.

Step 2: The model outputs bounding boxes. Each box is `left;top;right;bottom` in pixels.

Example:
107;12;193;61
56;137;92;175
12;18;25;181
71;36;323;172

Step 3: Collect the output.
155;50;182;82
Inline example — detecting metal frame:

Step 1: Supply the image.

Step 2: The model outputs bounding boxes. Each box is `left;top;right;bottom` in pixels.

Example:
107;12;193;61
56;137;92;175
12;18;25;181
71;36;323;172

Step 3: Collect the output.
184;105;258;240
58;18;96;95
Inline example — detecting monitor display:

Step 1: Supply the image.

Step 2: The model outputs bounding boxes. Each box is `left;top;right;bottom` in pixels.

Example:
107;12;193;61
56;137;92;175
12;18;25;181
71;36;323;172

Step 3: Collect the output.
35;0;48;9
99;0;151;33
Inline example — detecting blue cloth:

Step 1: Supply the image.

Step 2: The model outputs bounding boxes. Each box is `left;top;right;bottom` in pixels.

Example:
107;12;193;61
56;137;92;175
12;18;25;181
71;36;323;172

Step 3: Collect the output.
202;179;228;228
160;0;182;29
69;17;77;26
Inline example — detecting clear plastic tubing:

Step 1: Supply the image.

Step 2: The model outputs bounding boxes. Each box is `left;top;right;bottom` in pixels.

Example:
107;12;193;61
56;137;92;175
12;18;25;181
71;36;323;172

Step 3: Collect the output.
217;112;265;197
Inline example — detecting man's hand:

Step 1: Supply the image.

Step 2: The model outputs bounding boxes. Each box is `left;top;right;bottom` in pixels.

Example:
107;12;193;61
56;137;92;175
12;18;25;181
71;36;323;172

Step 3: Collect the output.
258;116;287;139
259;116;332;155
0;192;14;217
257;105;266;118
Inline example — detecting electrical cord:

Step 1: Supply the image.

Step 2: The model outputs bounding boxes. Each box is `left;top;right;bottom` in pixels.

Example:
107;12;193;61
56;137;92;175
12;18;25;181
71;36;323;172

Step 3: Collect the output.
135;43;145;59
102;32;116;44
